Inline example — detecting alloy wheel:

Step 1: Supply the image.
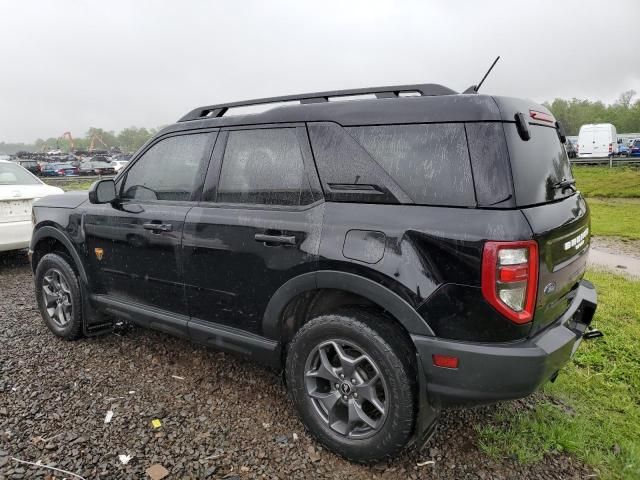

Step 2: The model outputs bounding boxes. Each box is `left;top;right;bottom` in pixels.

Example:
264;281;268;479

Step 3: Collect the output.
42;268;73;328
304;339;388;439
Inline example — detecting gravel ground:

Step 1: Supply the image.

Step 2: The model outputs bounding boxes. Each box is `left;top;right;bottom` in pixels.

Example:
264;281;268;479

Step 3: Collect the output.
0;253;593;479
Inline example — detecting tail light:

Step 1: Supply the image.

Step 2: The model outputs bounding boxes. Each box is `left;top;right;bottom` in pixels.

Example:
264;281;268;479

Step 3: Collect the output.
481;241;538;324
57;169;65;174
609;143;612;154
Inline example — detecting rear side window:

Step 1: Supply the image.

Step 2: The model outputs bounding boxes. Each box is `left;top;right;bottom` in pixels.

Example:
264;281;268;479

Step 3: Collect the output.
217;128;313;206
504;124;574;206
465;122;514;207
346;124;475;206
122;133;211;201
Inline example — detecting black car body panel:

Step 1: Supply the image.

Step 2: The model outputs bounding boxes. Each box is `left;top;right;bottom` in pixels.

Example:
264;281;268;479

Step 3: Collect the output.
30;85;597;433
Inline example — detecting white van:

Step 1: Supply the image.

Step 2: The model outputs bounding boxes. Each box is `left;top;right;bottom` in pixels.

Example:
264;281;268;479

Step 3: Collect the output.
577;123;618;158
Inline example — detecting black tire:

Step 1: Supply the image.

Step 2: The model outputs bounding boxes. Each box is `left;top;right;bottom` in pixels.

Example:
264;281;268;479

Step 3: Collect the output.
34;253;84;340
286;308;417;463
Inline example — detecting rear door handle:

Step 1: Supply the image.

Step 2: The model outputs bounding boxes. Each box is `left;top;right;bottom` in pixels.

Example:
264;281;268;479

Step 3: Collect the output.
254;233;297;246
143;222;173;232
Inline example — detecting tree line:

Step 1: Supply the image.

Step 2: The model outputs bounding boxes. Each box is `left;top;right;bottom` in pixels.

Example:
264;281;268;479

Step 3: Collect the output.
1;91;639;155
544;90;640;136
0;126;162;155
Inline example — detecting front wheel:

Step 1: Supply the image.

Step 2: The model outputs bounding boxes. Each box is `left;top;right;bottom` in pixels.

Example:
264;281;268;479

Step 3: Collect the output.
35;253;84;340
286;309;417;463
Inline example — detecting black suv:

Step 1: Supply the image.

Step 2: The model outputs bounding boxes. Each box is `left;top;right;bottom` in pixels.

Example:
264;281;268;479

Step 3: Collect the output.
30;84;597;463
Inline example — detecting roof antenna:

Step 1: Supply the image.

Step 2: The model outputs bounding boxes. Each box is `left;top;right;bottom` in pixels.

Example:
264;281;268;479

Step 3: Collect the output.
463;56;500;94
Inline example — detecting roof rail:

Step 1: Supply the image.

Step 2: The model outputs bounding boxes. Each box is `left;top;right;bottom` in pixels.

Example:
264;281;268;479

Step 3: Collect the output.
178;83;457;122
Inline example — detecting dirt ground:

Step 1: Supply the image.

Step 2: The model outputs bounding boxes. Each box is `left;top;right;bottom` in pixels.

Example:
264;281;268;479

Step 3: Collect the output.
0;253;593;479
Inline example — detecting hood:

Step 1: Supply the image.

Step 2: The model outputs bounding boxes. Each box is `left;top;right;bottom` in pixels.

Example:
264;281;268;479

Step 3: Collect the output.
33;190;88;209
0;184;64;202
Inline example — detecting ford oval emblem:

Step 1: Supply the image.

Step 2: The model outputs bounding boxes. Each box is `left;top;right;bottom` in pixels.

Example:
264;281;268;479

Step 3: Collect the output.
544;282;557;295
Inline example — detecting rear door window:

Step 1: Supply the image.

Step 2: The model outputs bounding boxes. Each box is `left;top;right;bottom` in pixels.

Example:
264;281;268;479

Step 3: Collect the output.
504;124;574;206
346;124;475;207
217;128;314;206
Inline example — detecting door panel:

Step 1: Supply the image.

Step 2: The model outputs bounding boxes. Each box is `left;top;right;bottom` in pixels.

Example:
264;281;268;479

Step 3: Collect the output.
182;124;324;336
84;202;192;315
83;130;217;320
182;204;324;334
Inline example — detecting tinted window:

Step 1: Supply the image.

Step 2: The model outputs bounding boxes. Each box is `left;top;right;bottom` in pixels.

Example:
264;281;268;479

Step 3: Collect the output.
122;134;210;201
504;124;574;206
307;122;410;204
0;162;41;185
217;128;313;206
346;124;475;206
465;122;514;207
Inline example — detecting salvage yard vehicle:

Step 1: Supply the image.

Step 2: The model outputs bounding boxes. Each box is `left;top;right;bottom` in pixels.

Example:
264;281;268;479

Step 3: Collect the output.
30;83;598;463
40;162;79;177
79;161;116;176
0;160;62;252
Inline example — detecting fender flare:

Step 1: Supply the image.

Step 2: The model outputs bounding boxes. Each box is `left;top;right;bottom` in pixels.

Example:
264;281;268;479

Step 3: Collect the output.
262;270;435;340
31;225;88;285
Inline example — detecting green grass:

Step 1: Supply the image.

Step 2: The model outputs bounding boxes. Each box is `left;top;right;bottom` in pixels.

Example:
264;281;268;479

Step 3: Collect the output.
588;198;640;240
574;167;640;198
478;270;640;479
54;180;94;192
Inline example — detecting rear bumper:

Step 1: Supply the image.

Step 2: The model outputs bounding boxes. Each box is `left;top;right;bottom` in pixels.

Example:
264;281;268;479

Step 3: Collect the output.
413;280;597;406
0;220;32;252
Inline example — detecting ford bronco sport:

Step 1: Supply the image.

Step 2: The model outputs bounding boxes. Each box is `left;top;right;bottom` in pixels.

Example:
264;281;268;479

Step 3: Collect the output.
30;83;597;462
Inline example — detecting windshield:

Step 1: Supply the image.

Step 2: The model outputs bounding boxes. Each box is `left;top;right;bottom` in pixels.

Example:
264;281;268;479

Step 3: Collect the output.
505;124;575;206
0;162;42;185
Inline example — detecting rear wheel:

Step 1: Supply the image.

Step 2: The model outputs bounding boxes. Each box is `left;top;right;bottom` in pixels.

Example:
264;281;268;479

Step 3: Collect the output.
286;308;416;463
35;253;83;340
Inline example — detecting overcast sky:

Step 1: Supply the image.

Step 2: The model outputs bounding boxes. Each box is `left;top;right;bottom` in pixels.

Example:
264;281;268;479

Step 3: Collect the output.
1;0;638;143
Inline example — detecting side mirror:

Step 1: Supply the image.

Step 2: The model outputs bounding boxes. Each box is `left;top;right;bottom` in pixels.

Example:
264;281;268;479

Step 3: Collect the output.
89;179;117;204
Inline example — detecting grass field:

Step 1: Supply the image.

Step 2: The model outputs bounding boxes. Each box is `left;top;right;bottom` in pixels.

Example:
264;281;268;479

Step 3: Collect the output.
59;180;94;191
573;166;640;198
588;198;640;240
478;270;640;479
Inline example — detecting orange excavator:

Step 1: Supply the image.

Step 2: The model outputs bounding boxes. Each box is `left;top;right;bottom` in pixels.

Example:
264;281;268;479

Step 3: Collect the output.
88;133;108;152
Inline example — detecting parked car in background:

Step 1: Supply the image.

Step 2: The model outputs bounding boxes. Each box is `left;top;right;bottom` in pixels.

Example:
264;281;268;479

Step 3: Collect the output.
40;163;80;177
112;160;129;173
616;143;630;157
91;155;112;163
79;161;116;176
15;159;41;175
630;139;640;157
565;139;577;158
577;123;618;158
0;159;63;252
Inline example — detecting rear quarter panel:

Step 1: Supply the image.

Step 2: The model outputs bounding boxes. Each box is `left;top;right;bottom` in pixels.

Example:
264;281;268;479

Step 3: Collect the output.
319;202;534;340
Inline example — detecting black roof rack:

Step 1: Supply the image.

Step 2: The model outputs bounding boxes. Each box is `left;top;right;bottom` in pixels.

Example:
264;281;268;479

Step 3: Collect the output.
178;83;457;122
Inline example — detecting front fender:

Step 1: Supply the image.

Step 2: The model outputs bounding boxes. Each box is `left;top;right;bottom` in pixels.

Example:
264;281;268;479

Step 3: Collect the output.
30;225;88;285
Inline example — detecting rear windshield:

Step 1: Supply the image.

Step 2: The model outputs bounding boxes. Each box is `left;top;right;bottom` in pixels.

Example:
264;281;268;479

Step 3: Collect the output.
504;124;574;206
0;162;41;185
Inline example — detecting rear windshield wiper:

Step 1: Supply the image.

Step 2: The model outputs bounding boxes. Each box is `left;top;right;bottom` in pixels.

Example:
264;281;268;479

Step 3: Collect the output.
553;179;576;193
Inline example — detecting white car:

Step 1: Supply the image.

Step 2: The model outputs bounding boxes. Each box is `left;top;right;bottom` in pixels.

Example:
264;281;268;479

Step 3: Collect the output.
0;160;64;252
112;160;129;172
